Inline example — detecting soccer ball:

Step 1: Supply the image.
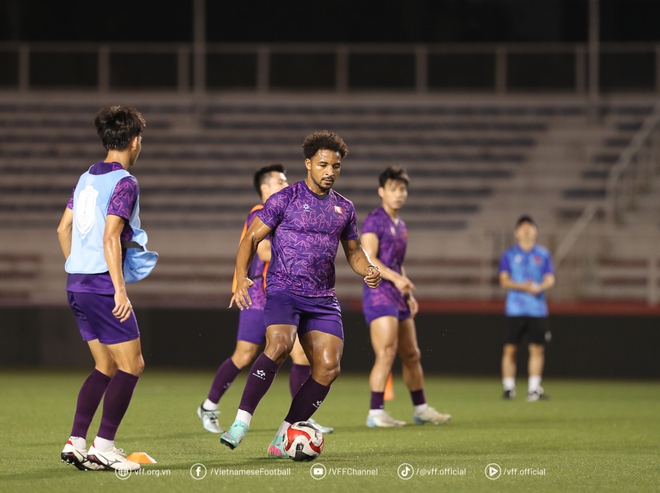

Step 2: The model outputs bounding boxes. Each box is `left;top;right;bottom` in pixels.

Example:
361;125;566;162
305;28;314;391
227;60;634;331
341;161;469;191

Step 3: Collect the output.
283;421;324;462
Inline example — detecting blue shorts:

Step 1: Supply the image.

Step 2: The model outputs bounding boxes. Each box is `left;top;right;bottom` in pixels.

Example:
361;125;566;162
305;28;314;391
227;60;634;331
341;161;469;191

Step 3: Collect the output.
67;291;140;345
237;308;266;345
363;303;411;326
264;291;344;340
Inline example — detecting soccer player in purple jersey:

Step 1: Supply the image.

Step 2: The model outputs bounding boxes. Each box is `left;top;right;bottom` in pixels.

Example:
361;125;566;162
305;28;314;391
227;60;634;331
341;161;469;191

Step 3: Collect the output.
197;164;333;435
362;167;451;427
57;106;152;472
220;131;381;457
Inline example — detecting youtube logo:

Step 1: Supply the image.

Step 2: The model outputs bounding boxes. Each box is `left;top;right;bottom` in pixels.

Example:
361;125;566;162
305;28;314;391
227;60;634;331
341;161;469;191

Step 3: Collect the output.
485;463;502;480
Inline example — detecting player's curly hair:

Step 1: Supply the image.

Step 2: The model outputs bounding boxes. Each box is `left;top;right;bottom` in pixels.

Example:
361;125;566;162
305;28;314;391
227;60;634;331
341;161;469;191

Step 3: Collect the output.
253;163;286;197
95;105;146;150
302;130;348;160
378;166;410;187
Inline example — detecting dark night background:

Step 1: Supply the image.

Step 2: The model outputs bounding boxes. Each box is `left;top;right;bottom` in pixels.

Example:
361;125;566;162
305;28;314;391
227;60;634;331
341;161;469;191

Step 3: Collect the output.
1;0;660;43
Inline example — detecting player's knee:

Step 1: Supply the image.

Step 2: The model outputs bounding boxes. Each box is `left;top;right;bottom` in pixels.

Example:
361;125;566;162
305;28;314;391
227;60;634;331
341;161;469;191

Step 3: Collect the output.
233;348;259;368
131;357;145;376
290;352;310;366
314;362;340;385
529;344;545;356
117;355;144;377
96;363;117;377
264;339;292;364
375;345;397;364
503;344;518;357
401;346;421;364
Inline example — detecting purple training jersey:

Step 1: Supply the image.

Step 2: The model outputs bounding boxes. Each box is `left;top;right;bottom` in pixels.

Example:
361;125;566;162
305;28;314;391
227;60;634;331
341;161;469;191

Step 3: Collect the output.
244;205;268;310
257;180;359;297
362;207;409;312
66;161;138;294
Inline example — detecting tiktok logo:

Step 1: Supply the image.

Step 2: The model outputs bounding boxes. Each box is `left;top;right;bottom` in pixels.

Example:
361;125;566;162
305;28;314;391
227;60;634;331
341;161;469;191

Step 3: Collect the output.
397;463;414;480
253;369;266;380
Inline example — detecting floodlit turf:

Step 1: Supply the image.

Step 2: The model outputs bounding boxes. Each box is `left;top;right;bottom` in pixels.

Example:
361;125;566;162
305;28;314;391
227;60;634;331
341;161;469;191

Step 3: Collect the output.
0;370;658;493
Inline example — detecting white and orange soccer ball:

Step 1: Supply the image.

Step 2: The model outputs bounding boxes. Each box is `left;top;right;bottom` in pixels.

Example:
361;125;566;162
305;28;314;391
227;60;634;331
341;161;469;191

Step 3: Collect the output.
283;421;324;462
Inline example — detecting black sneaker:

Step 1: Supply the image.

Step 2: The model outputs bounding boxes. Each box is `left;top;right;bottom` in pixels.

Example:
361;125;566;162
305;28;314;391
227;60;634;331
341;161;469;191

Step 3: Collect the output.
527;386;549;402
502;389;516;400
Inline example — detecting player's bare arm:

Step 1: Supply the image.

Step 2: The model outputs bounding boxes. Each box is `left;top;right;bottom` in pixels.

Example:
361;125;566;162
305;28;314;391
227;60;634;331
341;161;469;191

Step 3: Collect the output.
230;216;272;310
256;238;272;263
342;238;381;288
56;208;74;259
104;214;132;322
401;265;419;318
361;231;415;293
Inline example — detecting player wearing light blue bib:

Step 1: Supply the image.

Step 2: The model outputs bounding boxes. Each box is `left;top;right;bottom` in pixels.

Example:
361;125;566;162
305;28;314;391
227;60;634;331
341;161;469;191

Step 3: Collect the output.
57;106;155;473
498;215;555;402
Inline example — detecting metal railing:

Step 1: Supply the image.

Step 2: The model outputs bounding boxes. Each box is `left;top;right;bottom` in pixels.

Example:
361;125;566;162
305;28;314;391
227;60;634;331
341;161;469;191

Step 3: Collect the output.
548;97;660;301
606;99;660;224
2;41;660;93
553;229;660;305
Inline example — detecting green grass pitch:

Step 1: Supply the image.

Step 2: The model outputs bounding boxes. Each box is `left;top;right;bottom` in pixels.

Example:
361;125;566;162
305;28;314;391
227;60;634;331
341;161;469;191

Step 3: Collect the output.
1;370;658;493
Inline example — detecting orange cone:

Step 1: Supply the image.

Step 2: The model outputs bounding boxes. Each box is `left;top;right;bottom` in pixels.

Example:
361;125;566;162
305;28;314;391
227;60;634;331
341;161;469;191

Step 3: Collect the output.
384;373;395;401
126;452;157;464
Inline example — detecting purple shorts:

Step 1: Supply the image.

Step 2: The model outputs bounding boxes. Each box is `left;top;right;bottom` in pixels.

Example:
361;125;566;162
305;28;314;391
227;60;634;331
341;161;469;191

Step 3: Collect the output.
363;303;411;326
264;291;344;340
67;291;140;345
237;308;266;345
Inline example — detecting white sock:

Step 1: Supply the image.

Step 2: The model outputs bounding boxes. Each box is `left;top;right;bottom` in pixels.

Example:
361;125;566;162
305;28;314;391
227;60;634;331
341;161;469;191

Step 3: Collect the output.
202;399;218;411
413;403;428;415
236;409;252;426
528;376;542;393
69;436;86;450
503;377;516;391
276;421;291;437
369;409;385;417
93;437;114;452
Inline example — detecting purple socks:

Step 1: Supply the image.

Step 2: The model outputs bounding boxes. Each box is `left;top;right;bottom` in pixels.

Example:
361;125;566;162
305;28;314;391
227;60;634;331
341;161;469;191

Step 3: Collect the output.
207;358;242;404
97;370;139;441
370;391;385;411
289;363;311;398
238;353;281;415
410;388;426;406
70;369;111;438
284;377;331;424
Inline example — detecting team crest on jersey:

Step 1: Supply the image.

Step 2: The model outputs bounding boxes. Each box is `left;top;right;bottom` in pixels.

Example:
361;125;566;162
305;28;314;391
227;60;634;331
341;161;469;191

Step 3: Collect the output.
534;256;542;264
334;206;343;214
75;185;99;239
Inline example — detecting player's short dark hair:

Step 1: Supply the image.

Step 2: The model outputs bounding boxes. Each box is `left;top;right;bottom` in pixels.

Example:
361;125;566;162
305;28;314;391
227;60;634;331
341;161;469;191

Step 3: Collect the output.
515;215;537;229
94;106;146;150
378;166;410;188
253;163;286;197
302;130;348;160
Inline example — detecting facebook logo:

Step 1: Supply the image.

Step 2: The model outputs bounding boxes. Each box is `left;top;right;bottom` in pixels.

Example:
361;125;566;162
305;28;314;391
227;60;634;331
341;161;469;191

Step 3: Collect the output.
190;463;207;480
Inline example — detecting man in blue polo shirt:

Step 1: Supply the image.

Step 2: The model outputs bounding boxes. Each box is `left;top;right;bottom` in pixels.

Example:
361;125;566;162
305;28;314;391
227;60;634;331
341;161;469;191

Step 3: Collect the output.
498;215;555;401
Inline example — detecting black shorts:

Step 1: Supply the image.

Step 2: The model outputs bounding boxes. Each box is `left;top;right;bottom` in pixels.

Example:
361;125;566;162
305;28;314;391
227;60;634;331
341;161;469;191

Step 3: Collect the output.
504;317;550;345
